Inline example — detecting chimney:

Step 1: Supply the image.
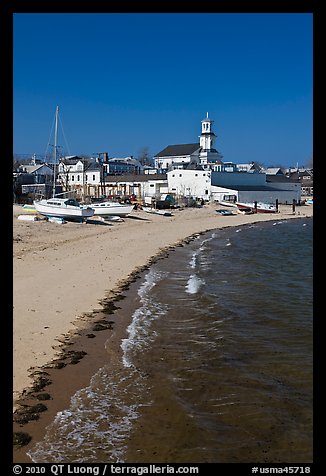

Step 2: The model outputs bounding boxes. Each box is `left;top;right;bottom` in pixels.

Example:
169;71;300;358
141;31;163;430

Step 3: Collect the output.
103;152;109;163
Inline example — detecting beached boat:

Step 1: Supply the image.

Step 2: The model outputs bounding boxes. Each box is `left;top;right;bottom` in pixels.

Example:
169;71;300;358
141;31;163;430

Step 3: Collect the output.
215;209;236;216
90;201;134;217
34;197;94;221
22;204;37;212
236;202;277;213
219;200;238;208
142;207;173;216
237;207;254;215
33;106;94;222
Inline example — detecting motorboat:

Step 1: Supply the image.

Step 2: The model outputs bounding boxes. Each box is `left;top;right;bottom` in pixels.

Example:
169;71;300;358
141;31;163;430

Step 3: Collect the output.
236;202;277;213
90;201;134;217
34;197;94;221
142;207;173;216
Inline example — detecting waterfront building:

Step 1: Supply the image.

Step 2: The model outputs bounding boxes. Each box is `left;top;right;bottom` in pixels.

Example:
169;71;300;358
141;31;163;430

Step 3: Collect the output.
154;113;223;173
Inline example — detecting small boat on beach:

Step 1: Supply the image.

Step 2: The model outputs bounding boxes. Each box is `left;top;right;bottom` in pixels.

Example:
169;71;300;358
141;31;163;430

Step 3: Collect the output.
17;214;40;221
219;200;238;208
215;209;236;216
90;201;134;217
33;106;94;222
236;202;277;213
34;197;94;221
22;204;37;212
142;207;173;216
237;207;254;215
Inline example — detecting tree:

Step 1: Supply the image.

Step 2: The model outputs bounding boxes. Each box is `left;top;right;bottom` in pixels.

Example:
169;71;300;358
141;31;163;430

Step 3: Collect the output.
138;146;152;167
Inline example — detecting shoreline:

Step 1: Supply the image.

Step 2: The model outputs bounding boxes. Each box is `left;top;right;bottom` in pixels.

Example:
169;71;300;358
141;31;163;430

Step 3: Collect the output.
13;203;313;462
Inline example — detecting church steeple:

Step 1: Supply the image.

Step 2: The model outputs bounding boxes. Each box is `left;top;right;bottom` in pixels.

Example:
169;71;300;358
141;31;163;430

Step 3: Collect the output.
200;112;216;151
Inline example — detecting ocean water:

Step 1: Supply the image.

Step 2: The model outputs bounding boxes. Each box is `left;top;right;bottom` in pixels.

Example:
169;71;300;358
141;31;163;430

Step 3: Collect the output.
27;218;313;463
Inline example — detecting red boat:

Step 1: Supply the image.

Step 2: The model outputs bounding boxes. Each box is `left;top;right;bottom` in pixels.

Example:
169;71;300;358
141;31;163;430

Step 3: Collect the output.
236;202;277;213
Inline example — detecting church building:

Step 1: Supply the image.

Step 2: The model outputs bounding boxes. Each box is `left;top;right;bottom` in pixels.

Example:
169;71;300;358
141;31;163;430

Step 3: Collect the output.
154;113;223;172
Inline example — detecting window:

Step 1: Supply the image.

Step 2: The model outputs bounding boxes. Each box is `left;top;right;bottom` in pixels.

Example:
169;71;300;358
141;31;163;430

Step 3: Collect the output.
223;195;237;202
93;175;96;181
71;175;74;181
179;174;182;177
77;175;80;181
195;174;198;177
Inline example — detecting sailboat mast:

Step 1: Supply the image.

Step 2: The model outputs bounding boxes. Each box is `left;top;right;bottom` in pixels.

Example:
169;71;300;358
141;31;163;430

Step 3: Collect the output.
52;105;59;197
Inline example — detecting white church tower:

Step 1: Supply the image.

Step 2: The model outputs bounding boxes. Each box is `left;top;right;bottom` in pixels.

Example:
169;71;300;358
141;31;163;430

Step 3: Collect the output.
200;112;216;150
199;112;220;166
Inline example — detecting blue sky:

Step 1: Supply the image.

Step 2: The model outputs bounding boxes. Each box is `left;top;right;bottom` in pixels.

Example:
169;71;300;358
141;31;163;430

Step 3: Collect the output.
13;13;313;167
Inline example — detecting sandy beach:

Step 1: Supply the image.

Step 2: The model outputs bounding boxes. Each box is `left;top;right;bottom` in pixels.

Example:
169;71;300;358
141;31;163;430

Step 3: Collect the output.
13;202;313;405
13;202;313;462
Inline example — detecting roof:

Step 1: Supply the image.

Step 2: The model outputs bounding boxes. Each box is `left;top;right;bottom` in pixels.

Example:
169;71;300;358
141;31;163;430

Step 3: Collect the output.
108;158;142;166
154;143;200;158
60;157;82;165
185;162;205;170
216;184;286;192
105;174;167;183
19;164;52;174
267;175;300;183
202;112;212;122
86;162;101;171
265;167;285;175
289;170;313;179
60;157;101;170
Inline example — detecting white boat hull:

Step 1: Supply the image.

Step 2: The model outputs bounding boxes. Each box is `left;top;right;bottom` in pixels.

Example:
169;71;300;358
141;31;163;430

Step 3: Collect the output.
142;207;173;216
236;202;277;213
34;199;94;220
219;200;238;208
91;202;134;217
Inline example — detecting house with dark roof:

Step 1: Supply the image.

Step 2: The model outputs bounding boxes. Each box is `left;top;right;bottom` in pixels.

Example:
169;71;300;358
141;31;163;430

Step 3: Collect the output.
14;163;55;200
154;143;201;171
287;169;313;197
107;157;143;175
58;156;104;190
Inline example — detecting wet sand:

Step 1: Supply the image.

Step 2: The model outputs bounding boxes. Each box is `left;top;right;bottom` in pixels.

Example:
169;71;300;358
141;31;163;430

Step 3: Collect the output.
13;202;313;462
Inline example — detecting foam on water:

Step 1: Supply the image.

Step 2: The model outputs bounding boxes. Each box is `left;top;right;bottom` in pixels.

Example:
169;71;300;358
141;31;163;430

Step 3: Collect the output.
27;366;145;463
28;268;169;463
121;268;169;368
186;234;216;288
189;252;197;269
185;274;205;294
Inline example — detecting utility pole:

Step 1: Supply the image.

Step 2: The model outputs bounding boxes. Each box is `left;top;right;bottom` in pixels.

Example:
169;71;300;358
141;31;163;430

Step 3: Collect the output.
95;152;108;198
